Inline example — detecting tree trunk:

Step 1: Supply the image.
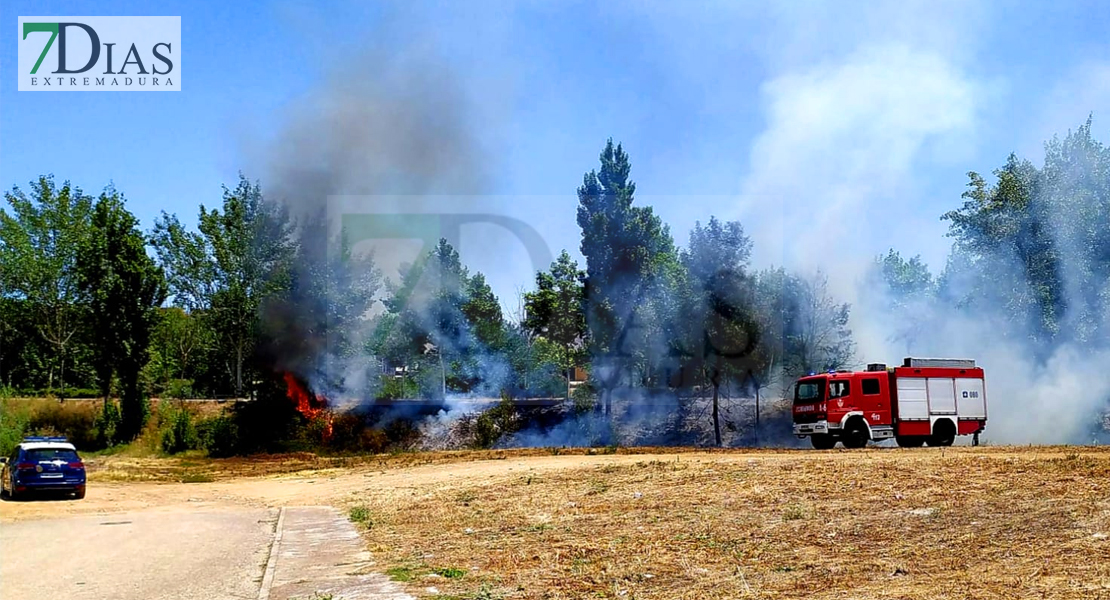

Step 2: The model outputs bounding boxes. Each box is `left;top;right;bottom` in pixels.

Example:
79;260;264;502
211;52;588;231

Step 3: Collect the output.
439;350;447;399
59;347;67;402
712;380;721;447
235;345;243;398
754;386;760;444
565;366;572;400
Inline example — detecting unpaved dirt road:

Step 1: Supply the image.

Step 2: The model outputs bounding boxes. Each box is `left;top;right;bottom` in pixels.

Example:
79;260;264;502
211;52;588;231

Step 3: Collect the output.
0;452;669;600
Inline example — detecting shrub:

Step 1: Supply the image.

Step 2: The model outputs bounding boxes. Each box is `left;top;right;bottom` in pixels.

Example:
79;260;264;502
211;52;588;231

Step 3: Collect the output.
164;379;194;400
359;428;391;454
95;400;124;448
383;418;422;449
21;400;99;449
572;382;598;413
160;405;199;454
348;505;373;527
375;375;419;400
468;397;521;449
198;415;239;458
0;399;30;456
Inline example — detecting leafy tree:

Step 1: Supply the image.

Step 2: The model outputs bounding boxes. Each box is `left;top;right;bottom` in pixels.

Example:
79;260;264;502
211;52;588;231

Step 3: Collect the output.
152;175;295;396
939;118;1110;353
576;140;681;415
680;217;760;446
462;273;504;349
379;239;473;398
941;153;1060;346
523;250;587;399
752;269;854;386
77;189;167;439
261;208;381;395
148;306;210;394
0;176;93;395
786;272;854;378
868;249;936;352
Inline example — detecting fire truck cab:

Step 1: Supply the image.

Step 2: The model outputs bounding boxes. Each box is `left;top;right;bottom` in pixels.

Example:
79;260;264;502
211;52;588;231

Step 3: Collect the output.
792;358;987;449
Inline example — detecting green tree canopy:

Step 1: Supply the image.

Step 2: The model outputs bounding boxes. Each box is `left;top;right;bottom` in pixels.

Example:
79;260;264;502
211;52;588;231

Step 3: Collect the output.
0;175;93;395
77;189;167;439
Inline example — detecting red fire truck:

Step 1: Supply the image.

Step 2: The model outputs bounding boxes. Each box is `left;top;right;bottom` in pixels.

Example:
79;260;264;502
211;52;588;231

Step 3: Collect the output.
792;358;987;449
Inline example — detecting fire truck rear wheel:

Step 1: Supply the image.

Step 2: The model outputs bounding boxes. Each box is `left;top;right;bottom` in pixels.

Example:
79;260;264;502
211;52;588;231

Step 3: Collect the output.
841;419;870;449
927;421;956;447
810;434;837;450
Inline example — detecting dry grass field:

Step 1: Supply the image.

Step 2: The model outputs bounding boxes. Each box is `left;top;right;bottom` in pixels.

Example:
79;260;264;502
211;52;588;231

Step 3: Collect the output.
337;447;1110;600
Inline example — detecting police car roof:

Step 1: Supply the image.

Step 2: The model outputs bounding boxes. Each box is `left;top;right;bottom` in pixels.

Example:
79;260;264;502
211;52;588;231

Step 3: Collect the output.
19;442;77;451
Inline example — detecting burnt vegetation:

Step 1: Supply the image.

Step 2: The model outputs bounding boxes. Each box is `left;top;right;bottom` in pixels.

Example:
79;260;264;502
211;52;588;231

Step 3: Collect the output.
3;122;1110;454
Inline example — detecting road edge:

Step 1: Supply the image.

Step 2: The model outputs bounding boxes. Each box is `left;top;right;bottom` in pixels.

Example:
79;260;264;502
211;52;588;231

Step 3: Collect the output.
257;506;286;600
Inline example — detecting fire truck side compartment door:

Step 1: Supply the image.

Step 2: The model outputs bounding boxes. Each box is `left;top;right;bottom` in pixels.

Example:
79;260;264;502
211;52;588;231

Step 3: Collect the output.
927;378;957;414
955;378;986;419
896;377;929;420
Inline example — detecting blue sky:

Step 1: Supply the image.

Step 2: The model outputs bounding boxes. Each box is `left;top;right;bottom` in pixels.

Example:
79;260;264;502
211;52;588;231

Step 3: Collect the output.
4;0;1110;313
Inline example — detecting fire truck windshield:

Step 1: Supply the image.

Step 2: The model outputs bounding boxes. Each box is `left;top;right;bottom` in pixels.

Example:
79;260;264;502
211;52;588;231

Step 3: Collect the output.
794;381;824;403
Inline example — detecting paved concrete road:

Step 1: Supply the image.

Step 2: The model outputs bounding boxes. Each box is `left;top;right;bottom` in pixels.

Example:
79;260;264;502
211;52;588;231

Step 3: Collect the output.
0;508;276;600
265;507;412;600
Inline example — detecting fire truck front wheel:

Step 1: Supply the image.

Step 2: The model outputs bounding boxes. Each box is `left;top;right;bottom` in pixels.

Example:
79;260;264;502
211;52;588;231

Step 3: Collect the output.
810;434;837;450
841;419;870;449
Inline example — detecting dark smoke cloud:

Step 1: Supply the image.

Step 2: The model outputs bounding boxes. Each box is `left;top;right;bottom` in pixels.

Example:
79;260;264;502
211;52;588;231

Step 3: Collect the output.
254;44;494;406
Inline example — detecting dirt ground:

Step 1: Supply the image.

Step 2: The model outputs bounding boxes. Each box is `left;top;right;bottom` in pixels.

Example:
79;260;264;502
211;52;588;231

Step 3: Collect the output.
3;446;1109;599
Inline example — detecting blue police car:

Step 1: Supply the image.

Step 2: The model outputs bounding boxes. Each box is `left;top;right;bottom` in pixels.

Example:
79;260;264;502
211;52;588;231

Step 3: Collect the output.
1;436;86;500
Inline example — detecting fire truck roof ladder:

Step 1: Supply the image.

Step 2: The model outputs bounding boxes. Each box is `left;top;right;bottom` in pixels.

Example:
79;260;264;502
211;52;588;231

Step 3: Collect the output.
902;357;977;368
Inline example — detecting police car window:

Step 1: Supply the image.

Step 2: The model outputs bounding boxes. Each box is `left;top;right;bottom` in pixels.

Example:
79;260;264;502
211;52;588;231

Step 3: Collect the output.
862;378;881;395
828;380;850;398
24;449;79;462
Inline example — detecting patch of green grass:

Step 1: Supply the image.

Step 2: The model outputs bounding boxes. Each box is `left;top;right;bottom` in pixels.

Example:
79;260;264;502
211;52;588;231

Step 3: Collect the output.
348;505;373;528
386;566;417;582
434;567;466;579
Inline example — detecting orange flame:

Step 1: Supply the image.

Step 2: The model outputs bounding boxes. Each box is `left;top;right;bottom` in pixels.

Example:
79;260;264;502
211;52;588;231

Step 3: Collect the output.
283;372;333;440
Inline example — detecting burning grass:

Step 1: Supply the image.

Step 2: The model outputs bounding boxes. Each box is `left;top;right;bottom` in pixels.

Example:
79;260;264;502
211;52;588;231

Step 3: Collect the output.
346;447;1110;600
